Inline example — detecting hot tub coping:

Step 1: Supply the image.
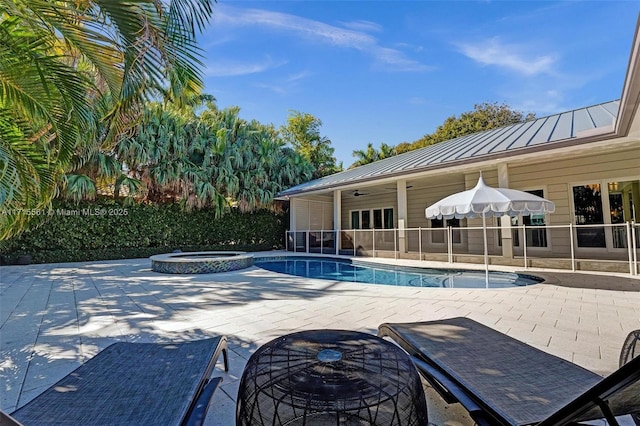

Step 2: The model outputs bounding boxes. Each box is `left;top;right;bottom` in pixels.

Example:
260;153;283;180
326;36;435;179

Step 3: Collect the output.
150;251;253;274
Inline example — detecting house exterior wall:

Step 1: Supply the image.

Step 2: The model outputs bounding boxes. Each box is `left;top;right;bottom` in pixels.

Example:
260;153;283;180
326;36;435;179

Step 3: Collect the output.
308;144;636;257
283;144;639;276
507;146;640;258
397;145;640;259
340;191;398;229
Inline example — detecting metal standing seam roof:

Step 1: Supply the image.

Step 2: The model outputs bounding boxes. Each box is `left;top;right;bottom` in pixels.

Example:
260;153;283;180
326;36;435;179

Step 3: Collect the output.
277;100;619;197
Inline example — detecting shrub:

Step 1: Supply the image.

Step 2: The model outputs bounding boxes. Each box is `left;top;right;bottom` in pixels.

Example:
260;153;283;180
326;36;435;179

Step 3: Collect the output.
0;200;288;264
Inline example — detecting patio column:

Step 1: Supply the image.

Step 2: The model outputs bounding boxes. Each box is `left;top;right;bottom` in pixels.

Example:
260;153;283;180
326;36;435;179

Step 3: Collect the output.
397;180;408;253
334;190;342;253
632;182;640;220
497;164;514;259
290;198;297;231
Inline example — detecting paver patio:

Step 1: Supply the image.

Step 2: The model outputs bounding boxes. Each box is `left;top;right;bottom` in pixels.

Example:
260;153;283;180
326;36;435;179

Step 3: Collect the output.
1;252;639;425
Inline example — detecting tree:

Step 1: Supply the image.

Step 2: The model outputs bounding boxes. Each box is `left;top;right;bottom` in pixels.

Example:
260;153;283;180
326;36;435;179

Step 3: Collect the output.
350;142;396;168
395;102;535;154
0;0;216;238
280;111;341;179
112;101;314;216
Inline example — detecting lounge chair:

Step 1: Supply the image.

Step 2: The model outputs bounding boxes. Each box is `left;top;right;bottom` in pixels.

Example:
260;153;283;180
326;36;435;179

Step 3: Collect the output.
378;317;640;426
7;337;229;426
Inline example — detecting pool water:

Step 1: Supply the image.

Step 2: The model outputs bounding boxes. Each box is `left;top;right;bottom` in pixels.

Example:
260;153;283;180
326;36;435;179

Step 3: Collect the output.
254;257;542;289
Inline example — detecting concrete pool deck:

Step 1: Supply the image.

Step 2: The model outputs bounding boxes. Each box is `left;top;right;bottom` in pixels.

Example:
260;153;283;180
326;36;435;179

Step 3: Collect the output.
1;251;639;425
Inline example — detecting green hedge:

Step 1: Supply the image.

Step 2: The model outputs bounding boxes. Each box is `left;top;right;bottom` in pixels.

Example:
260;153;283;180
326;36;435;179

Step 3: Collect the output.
0;200;288;264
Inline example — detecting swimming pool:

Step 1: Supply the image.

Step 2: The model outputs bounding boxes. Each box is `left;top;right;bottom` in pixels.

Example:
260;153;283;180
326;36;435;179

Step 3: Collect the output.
254;257;542;289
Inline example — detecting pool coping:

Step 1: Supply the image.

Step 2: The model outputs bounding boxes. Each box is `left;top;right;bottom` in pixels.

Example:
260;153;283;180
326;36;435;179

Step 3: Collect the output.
150;251;254;274
253;254;543;288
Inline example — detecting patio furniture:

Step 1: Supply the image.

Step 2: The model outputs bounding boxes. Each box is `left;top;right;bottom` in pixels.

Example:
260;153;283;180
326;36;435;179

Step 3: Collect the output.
620;329;640;366
236;329;428;425
378;317;640;426
9;337;229;426
620;329;640;426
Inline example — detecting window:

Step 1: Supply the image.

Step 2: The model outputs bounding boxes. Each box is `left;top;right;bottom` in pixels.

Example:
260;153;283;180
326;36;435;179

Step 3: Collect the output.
362;210;371;229
351;211;360;230
512;190;548;248
570;180;640;249
572;184;605;247
607;180;639;248
384;208;394;229
431;218;461;244
351;208;394;230
373;209;383;229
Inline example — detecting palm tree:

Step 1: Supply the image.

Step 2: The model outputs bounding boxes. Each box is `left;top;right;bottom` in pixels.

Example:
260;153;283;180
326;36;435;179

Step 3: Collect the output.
280;111;340;179
350;142;396;168
351;143;379;168
108;99;316;216
0;0;215;238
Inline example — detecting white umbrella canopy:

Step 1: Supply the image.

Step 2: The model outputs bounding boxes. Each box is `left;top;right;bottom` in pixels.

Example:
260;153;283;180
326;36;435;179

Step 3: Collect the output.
425;176;556;219
425;176;555;286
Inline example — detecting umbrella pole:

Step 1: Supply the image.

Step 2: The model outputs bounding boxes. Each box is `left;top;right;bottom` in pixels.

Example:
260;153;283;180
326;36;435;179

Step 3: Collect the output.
483;213;489;287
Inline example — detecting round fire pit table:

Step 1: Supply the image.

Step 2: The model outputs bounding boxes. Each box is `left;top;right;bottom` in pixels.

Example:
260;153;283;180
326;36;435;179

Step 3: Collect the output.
236;330;428;425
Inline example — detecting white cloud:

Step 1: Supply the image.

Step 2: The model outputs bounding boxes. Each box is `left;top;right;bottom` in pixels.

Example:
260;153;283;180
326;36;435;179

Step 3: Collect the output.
339;20;383;33
500;86;568;116
205;58;287;77
456;37;556;76
253;70;312;96
214;5;429;72
254;82;288;95
286;71;311;83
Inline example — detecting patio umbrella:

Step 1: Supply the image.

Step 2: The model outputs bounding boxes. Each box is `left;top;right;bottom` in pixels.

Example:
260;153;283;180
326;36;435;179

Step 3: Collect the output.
425;175;555;285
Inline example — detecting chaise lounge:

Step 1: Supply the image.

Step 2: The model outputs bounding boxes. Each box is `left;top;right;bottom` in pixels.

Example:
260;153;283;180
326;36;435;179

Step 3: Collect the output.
378;317;640;426
5;336;229;426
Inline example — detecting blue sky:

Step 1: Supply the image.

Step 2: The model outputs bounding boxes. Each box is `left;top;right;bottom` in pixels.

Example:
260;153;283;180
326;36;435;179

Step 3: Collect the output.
200;1;639;167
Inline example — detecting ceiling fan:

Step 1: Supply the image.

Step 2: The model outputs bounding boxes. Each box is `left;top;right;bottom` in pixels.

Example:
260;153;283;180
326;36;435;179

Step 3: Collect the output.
352;190;369;197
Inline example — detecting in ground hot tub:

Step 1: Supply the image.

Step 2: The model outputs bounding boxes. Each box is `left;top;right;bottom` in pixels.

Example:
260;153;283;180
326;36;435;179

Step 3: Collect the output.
150;251;253;274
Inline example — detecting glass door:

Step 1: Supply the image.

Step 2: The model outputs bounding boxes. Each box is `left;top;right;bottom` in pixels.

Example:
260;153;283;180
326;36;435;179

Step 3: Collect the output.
607;180;639;248
572;184;605;247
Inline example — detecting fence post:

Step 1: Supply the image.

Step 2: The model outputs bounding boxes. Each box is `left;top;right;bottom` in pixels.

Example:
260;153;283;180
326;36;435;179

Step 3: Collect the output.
285;231;288;252
353;230;356;256
569;223;576;272
320;230;324;254
419;227;422;261
372;228;376;258
632;221;638;275
306;231;309;254
394;228;397;260
627;222;634;275
447;226;453;264
523;224;527;269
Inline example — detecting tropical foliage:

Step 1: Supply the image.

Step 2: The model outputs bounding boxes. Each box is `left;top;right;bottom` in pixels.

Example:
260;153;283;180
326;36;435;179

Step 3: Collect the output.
0;0;215;238
395;102;535;154
281;111;341;178
68;100;315;217
350;142;396;168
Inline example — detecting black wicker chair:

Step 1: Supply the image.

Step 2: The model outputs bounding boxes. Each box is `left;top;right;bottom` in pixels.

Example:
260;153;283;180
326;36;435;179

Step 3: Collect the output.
620;329;640;426
378;317;640;426
7;337;229;426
